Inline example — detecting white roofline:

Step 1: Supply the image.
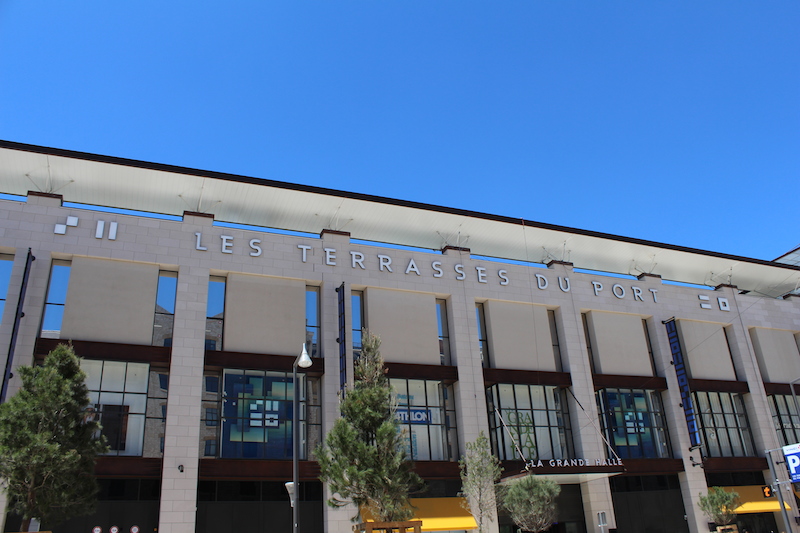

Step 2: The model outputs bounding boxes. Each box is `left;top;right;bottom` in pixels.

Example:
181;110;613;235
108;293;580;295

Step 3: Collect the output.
2;140;799;298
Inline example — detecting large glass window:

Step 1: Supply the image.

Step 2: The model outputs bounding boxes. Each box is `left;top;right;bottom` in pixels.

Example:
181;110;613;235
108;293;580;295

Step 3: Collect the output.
476;303;489;368
0;254;13;319
596;388;671;459
548;310;562;371
41;260;71;339
768;394;800;447
306;286;320;357
436;299;451;365
487;384;573;462
352;290;364;359
201;369;321;460
391;378;457;461
694;391;755;457
152;271;177;347
206;276;226;351
81;360;165;457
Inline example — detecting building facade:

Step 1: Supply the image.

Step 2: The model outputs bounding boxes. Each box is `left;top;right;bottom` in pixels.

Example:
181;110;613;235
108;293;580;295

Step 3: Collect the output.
1;141;800;533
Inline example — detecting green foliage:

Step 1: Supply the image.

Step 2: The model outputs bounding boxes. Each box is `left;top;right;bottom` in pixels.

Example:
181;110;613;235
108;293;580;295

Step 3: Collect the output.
0;344;108;530
459;432;502;533
499;474;561;533
316;331;423;522
698;487;739;525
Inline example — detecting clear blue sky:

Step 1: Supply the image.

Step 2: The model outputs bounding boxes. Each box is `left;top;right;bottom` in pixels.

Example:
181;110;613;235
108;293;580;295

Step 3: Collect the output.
1;2;797;261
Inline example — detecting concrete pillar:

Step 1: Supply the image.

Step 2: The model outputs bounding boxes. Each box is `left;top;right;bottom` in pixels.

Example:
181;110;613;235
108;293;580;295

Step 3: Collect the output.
548;261;617;533
157;256;209;532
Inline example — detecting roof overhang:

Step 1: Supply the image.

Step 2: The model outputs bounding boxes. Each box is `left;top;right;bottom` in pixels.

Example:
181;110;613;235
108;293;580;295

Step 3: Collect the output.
2;140;799;298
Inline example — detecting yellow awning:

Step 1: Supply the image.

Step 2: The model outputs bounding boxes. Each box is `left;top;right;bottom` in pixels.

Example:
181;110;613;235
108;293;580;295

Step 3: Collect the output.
361;497;478;531
723;486;791;514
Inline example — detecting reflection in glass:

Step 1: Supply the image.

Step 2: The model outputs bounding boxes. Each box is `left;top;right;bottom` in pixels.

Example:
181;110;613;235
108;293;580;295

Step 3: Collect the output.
487;383;573;462
200;370;321;460
769;395;800;447
436;299;450;365
352;291;363;359
41;261;71;339
596;388;671;459
306;287;320;357
153;271;177;347
693;391;755;458
0;254;13;319
206;277;226;351
80;360;165;458
391;378;456;461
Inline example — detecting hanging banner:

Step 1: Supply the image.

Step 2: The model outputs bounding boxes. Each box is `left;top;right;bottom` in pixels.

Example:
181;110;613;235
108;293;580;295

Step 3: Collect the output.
664;319;701;448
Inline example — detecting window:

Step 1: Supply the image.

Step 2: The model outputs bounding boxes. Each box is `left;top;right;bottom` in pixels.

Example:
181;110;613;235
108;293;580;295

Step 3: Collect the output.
0;254;13;319
694;391;755;457
436;299;450;365
205;375;219;393
352;290;364;359
41;260;71;339
642;319;657;375
548;310;562;371
81;360;153;456
306;286;320;357
768;395;800;447
596;388;671;459
581;313;596;372
203;369;322;460
152;271;177;347
206;276;226;351
204;439;218;457
487;384;573;462
391;378;457;461
475;303;489;367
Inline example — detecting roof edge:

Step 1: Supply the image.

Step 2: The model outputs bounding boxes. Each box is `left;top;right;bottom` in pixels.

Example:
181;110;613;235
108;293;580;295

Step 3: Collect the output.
2;139;798;275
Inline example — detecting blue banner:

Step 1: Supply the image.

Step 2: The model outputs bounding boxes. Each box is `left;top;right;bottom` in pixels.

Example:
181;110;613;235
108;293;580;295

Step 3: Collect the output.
665;319;701;448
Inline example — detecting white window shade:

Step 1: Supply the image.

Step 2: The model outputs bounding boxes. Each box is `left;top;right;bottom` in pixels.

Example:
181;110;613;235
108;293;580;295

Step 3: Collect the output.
484;301;555;371
750;327;800;383
677;320;736;381
365;288;439;364
62;257;158;344
224;273;306;355
584;310;652;376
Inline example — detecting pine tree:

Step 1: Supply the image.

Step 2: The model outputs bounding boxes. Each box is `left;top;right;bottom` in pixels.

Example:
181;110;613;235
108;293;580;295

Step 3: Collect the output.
499;474;561;533
0;344;108;531
316;331;423;522
459;432;502;533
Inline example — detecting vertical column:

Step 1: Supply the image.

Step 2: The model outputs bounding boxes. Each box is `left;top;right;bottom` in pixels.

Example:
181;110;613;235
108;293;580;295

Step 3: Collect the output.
446;246;499;533
446;247;492;446
319;231;360;533
158;263;209;533
648;310;709;533
548;261;617;533
0;246;51;533
724;286;800;533
442;246;499;533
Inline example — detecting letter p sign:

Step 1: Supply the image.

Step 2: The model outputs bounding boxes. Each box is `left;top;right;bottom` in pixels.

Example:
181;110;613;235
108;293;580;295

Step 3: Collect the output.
782;443;800;482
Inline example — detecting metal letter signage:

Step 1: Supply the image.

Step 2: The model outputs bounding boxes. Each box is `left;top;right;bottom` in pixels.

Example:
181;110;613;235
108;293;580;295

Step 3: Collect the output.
782;443;800;482
665;319;701;448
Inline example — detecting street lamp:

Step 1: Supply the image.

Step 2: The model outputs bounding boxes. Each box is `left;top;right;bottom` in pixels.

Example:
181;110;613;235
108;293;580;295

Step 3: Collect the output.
286;343;313;533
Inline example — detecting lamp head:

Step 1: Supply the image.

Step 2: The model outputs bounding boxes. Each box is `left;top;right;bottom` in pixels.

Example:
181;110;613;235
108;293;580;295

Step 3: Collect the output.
284;481;296;507
297;343;313;368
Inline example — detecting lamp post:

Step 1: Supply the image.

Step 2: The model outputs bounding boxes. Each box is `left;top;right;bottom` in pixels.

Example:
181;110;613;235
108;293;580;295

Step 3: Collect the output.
286;343;313;533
